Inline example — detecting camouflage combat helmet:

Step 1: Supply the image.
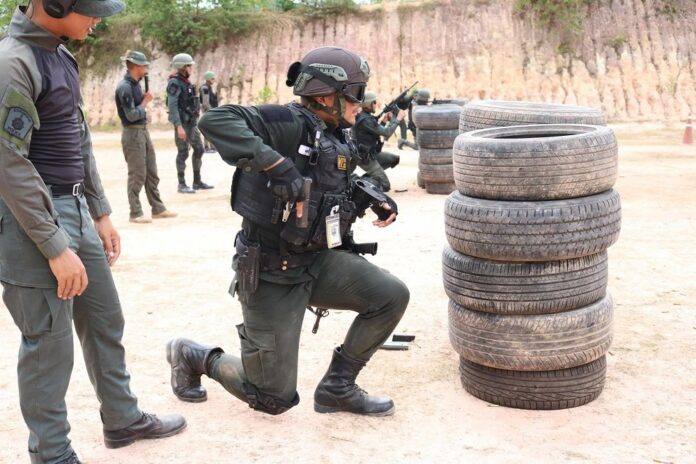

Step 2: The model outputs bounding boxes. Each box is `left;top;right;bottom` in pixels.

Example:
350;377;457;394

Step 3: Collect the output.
45;0;124;19
361;91;377;109
416;88;430;103
171;53;195;69
203;71;216;81
121;50;150;67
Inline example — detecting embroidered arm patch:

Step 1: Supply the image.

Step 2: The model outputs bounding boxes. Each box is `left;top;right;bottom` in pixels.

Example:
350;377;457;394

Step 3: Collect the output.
167;82;180;96
0;87;39;148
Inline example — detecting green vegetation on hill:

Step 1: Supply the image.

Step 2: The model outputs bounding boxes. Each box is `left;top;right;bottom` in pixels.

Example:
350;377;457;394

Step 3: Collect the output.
0;0;360;72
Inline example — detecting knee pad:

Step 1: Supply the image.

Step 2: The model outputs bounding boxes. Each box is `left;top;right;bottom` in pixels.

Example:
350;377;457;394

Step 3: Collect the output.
243;383;299;415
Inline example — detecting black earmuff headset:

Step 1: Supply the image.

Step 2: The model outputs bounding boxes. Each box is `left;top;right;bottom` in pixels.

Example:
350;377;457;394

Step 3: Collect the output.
43;0;79;19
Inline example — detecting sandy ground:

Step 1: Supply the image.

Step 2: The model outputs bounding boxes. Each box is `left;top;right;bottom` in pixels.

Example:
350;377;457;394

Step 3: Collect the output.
0;125;695;464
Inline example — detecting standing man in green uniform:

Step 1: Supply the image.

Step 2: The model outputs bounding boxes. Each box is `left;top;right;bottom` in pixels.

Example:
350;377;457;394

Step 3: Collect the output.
199;70;218;153
354;91;405;192
167;53;213;193
115;50;177;223
166;46;410;417
0;2;186;463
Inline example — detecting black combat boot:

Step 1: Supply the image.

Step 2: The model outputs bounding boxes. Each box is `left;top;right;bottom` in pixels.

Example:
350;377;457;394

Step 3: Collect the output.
314;346;395;416
103;412;187;449
193;171;214;190
166;338;223;402
58;452;82;464
177;183;195;194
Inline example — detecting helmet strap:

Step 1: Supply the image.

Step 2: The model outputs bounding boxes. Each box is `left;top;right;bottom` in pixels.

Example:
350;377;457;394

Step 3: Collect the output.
307;94;352;129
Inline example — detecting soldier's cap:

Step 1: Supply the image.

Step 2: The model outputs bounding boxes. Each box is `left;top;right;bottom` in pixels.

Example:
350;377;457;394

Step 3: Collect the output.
73;0;125;18
203;71;216;81
121;50;150;66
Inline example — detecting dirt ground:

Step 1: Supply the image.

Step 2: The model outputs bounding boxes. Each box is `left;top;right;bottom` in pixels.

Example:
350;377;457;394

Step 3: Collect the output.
0;124;694;464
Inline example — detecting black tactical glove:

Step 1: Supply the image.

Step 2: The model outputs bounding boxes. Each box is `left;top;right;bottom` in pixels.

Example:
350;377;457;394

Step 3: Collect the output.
371;193;398;221
266;158;305;202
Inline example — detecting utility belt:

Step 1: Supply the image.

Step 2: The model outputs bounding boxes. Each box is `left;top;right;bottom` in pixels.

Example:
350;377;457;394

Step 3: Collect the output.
234;232;321;294
123;123;147;129
47;182;84;198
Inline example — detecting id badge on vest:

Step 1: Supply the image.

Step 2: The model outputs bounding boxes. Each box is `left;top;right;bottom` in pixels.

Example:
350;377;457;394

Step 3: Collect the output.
326;205;342;248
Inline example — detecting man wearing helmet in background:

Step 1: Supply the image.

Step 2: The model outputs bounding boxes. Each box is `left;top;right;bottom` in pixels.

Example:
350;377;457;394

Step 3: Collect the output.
416;88;431;105
199;70;218;153
353;90;404;192
396;87;420;150
167;53;213;193
115;50;176;223
166;46;410;418
0;2;186;463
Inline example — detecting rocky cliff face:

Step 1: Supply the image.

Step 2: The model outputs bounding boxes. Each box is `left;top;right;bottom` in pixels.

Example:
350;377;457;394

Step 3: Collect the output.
82;0;696;126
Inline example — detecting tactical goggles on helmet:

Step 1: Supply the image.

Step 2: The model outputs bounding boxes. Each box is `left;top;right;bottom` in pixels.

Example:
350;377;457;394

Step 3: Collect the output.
342;82;366;103
287;62;367;103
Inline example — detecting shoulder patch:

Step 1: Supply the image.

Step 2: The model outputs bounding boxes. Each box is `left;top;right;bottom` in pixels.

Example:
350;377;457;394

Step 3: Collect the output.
167;81;180;96
4;107;33;139
258;105;294;124
0;86;39;148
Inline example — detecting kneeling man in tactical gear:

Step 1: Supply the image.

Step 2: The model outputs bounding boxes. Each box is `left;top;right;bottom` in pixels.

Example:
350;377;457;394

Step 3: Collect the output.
354;91;404;192
166;46;410;416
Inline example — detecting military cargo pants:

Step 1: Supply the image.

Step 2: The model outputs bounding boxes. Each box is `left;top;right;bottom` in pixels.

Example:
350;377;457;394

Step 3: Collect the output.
174;122;205;185
121;126;166;218
208;249;409;405
359;151;400;192
0;195;141;464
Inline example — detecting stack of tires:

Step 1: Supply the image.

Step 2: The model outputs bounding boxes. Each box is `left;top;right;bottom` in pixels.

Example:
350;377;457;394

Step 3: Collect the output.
444;100;621;410
412;105;461;195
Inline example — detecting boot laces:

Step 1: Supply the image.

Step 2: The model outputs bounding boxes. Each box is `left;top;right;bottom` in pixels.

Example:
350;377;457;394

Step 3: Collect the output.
349;382;368;396
139;412;159;425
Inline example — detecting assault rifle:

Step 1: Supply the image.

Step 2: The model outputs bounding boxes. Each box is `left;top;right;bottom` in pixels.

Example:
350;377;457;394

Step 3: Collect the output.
144;73;149;93
376;81;418;120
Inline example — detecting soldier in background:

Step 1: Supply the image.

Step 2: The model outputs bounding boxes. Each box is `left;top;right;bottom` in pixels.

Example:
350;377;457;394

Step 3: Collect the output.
167;53;213;193
396;88;419;150
199;70;219;152
115;50;176;223
354;91;404;192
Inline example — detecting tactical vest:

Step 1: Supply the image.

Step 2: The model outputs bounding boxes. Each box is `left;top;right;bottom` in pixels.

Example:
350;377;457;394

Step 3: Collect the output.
353;111;380;157
168;73;199;124
200;83;218;108
232;103;360;252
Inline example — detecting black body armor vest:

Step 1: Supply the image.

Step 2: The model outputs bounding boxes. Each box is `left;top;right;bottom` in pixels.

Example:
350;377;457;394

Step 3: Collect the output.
169;73;199;124
353;111;380;156
200;83;218;108
231;103;361;252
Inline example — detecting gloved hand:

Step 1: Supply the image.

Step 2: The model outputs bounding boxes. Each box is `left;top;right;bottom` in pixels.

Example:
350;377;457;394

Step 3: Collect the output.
371;193;398;222
265;158;305;202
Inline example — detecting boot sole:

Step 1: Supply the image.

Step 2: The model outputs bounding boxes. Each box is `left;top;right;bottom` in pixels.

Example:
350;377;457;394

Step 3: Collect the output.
104;422;188;449
313;403;396;417
166;339;208;403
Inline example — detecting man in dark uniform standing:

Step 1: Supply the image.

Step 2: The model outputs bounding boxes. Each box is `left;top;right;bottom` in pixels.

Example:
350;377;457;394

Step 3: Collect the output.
166;46;410;417
115;50;176;223
167;53;213;193
0;2;185;463
354;90;405;192
199;70;218;153
397;88;419;150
